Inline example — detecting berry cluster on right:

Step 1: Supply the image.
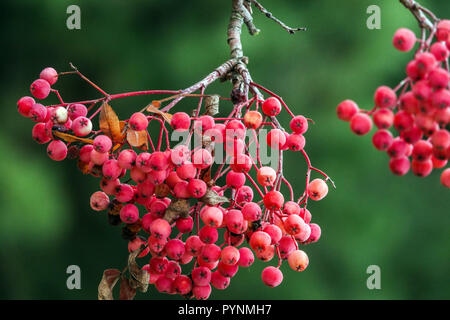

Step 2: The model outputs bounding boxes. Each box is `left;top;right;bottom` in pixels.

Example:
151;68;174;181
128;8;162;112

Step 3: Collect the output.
337;19;450;188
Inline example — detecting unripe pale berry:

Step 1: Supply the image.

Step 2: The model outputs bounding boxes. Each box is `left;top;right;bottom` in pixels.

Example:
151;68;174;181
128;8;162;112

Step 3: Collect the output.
262;97;282;116
243;110;263;129
392;28;416;52
288;250;309;272
261;266;283;287
90;191;110;211
39;67;58;85
30;79;51;99
47;140;67;161
257;166;276;186
307;178;328;201
350;113;372;135
72;116;93;137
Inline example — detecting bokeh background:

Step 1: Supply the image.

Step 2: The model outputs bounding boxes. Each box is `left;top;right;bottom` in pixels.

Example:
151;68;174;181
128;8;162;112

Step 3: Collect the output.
0;0;449;300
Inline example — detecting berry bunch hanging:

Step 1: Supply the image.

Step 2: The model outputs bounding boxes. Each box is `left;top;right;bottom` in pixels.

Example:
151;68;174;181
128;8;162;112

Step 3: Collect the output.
16;0;334;300
337;0;450;188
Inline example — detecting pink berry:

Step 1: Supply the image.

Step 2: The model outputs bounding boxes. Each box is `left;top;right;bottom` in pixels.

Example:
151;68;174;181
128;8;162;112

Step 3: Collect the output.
400;125;423;145
415;52;436;75
170;145;191;166
90;191;110;211
172;275;192;295
350;113;372;135
117;149;137;169
185;235;204;256
411;159;433;177
200;244;221;263
174;181;191;199
192;285;211;300
263;224;282;244
230;154;252;173
278;236;296;259
225;209;245;234
155;276;173;294
120;204;139;224
192;266;212;286
284;214;306;236
267;129;287;149
237;247;254;267
150;218;171;240
176;161;197;180
188;179;207;198
226;171;246;189
262;97;282;116
431;129;450;150
374;86;397;108
171;112;191;131
256;166;276;186
441;168;450;188
307;178;328;201
263;191;284;210
235;185;254;204
90;149;109;166
30;79;51;99
102;159;122;180
241;202;262;221
290;115;308;134
225;120;246;140
431;89;450;109
372;129;394;151
128;237;149;258
93;135;112;153
72;116;93;137
337;100;359;121
17;96;35;117
288;250;309;272
165;239;185;260
29;103;48;123
299;208;312;224
200;206;224;227
192;149;213;169
249;231;271;252
389;156;410;176
428;68;449;90
165;261;181;279
68;103;88;120
47;140;67;161
261;266;283;287
199;226;219;244
217;261;239;278
194;115;215;133
115;184;135;203
129;112;148;131
392;28;416;51
430;42;449;61
436;20;450;42
176;216;194;234
286;133;306;151
373;108;394;129
283;201;300;215
412;140;433;162
39;67;58;85
304;223;321;244
32;122;51;144
211;270;230;290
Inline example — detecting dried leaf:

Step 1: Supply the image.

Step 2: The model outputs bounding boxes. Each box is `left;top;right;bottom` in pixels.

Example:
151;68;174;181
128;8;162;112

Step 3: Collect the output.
127;129;149;151
99;102;124;143
77;159;90;175
127;249;150;293
98;269;121;300
151;100;161;109
53;131;93;144
201;167;212;186
163;198;190;222
146;104;172;123
200;189;229;206
119;277;136;300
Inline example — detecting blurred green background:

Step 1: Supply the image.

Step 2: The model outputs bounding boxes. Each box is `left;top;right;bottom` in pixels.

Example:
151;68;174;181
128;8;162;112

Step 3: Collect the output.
0;0;449;300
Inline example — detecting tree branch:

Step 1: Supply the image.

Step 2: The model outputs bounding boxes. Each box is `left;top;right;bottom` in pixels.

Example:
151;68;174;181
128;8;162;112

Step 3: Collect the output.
399;0;436;31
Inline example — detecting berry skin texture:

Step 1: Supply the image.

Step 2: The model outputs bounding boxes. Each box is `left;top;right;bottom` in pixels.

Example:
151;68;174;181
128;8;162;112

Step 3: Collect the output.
411;159;433;177
350;113;372;136
68;103;88;120
30;79;51;99
238;247;254;267
120;204;139;224
261;266;283;287
337;100;359;121
221;246;240;265
267;129;287;149
211;270;230;290
372;129;394;151
430;42;449;61
93;135;112;153
226;171;246;189
193;285;212;300
286;133;306;151
150;218;171;240
263;191;285;210
192;266;212;286
288;250;309;272
47;140;68;161
90;191;110;211
389;156;410;176
373;108;394;129
283;201;300;216
39;67;58;85
241;202;262;221
307;179;328;201
200;206;223;227
393;28;416;52
441;168;450;188
305;223;321;244
17;96;35;117
29;103;48;123
243;110;263;129
129;112;149;131
188;179;207;198
436;20;450;42
262;97;282;116
256;166;277;186
290;115;308;134
173;275;192;295
192;149;213;169
32;123;51;144
102;159;122;180
117;149;137;169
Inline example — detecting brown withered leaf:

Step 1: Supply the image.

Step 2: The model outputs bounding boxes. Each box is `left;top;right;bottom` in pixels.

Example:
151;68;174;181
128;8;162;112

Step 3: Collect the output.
163;198;190;222
200;167;213;186
127;249;150;293
77;159;90;175
53;131;93;145
119;277;136;300
146;104;172;124
151;100;161;109
98;269;121;300
99;102;124;143
127;129;149;151
200;189;229;206
155;183;170;198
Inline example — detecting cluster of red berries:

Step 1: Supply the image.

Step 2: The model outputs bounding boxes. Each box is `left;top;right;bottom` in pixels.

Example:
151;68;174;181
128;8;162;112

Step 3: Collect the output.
337;20;450;188
17;66;333;299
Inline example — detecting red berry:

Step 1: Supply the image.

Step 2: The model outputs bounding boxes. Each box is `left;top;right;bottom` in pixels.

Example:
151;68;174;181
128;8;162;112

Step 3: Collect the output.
288;250;309;272
32;122;51;144
90;191;110;211
307;178;328;201
242;202;262;221
392;28;416;51
40;67;58;85
389;156;410;176
374;86;397;108
165;239;186;260
373;108;394;129
17;96;35;117
350;113;372;135
257;166;276;186
290;115;308;134
192;149;213;169
185;235;204;256
199;226;219;244
30;79;51;99
267;129;287;149
440;168;450;188
261;266;283;287
172;275;192;295
221;246;240;265
243;110;263;129
415;52;436;75
412;140;433;162
337;100;359;121
71;116;93;137
47;140;67;161
428;68;449;90
120;204;139;224
237;247;254;267
262;97;282;116
430;42;449;61
286;133;306;151
226;171;246;189
372;129;394;151
171;112;191;131
211;270;230;290
436;20;450;42
129;112;149;131
263;191;284;210
176;216;194;234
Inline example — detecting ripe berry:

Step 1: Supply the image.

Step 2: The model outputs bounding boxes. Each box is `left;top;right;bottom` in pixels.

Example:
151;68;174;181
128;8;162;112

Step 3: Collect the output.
199;226;219;244
17;96;35;117
350;113;372;135
30;79;51;99
282;201;300;215
102;159;122;180
200;244;221;263
29;103;48;123
174;181;191;199
412;140;433;162
237;247;254;267
430;42;449;61
171;112;191;131
436;20;450;42
337;100;359;121
72;116;93;137
236;185;254;204
431;89;450;109
373;108;394;129
90;191;110;211
185;235;204;256
172;275;192;295
211;270;230;290
288;250;309;272
263;224;282;244
290;115;308;134
40;67;58;85
431;129;450;150
299;208;312;224
193;285;212;300
32;122;51;144
150;218;171;240
90;150;109;166
372;129;394;151
261;266;283;287
221;246;240;265
374;86;397;108
230;154;252;173
243;110;263;129
192;149;213;169
47;140;67;161
263;191;284;210
165;239;185;260
226;120;246;140
389;156;410;176
200;206;224;227
257;166;276;186
129;112;148;131
120;204;139;224
286;133;306;151
304;223;321;244
150;256;169;274
225;209;245;234
67;103;88;120
428;68;449;90
415;52;436;75
93;135;112;153
194;115;215;133
155;276;174;294
411;159;433;177
440;168;450;188
117;149;137;169
226;171;246;189
267;129;287;149
284;214;306;236
278;236;296;259
249;231;271;252
400;125;423;144
262;97;282;116
192;266;212;286
392;28;416;52
165;261;182;279
241;202;262;221
393;110;414;131
188;179;207;198
217;261;239;278
307;178;328;201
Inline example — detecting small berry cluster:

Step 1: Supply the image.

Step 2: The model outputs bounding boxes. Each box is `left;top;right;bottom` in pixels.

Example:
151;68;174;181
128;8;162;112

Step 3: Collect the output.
337;17;450;188
17;64;333;299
